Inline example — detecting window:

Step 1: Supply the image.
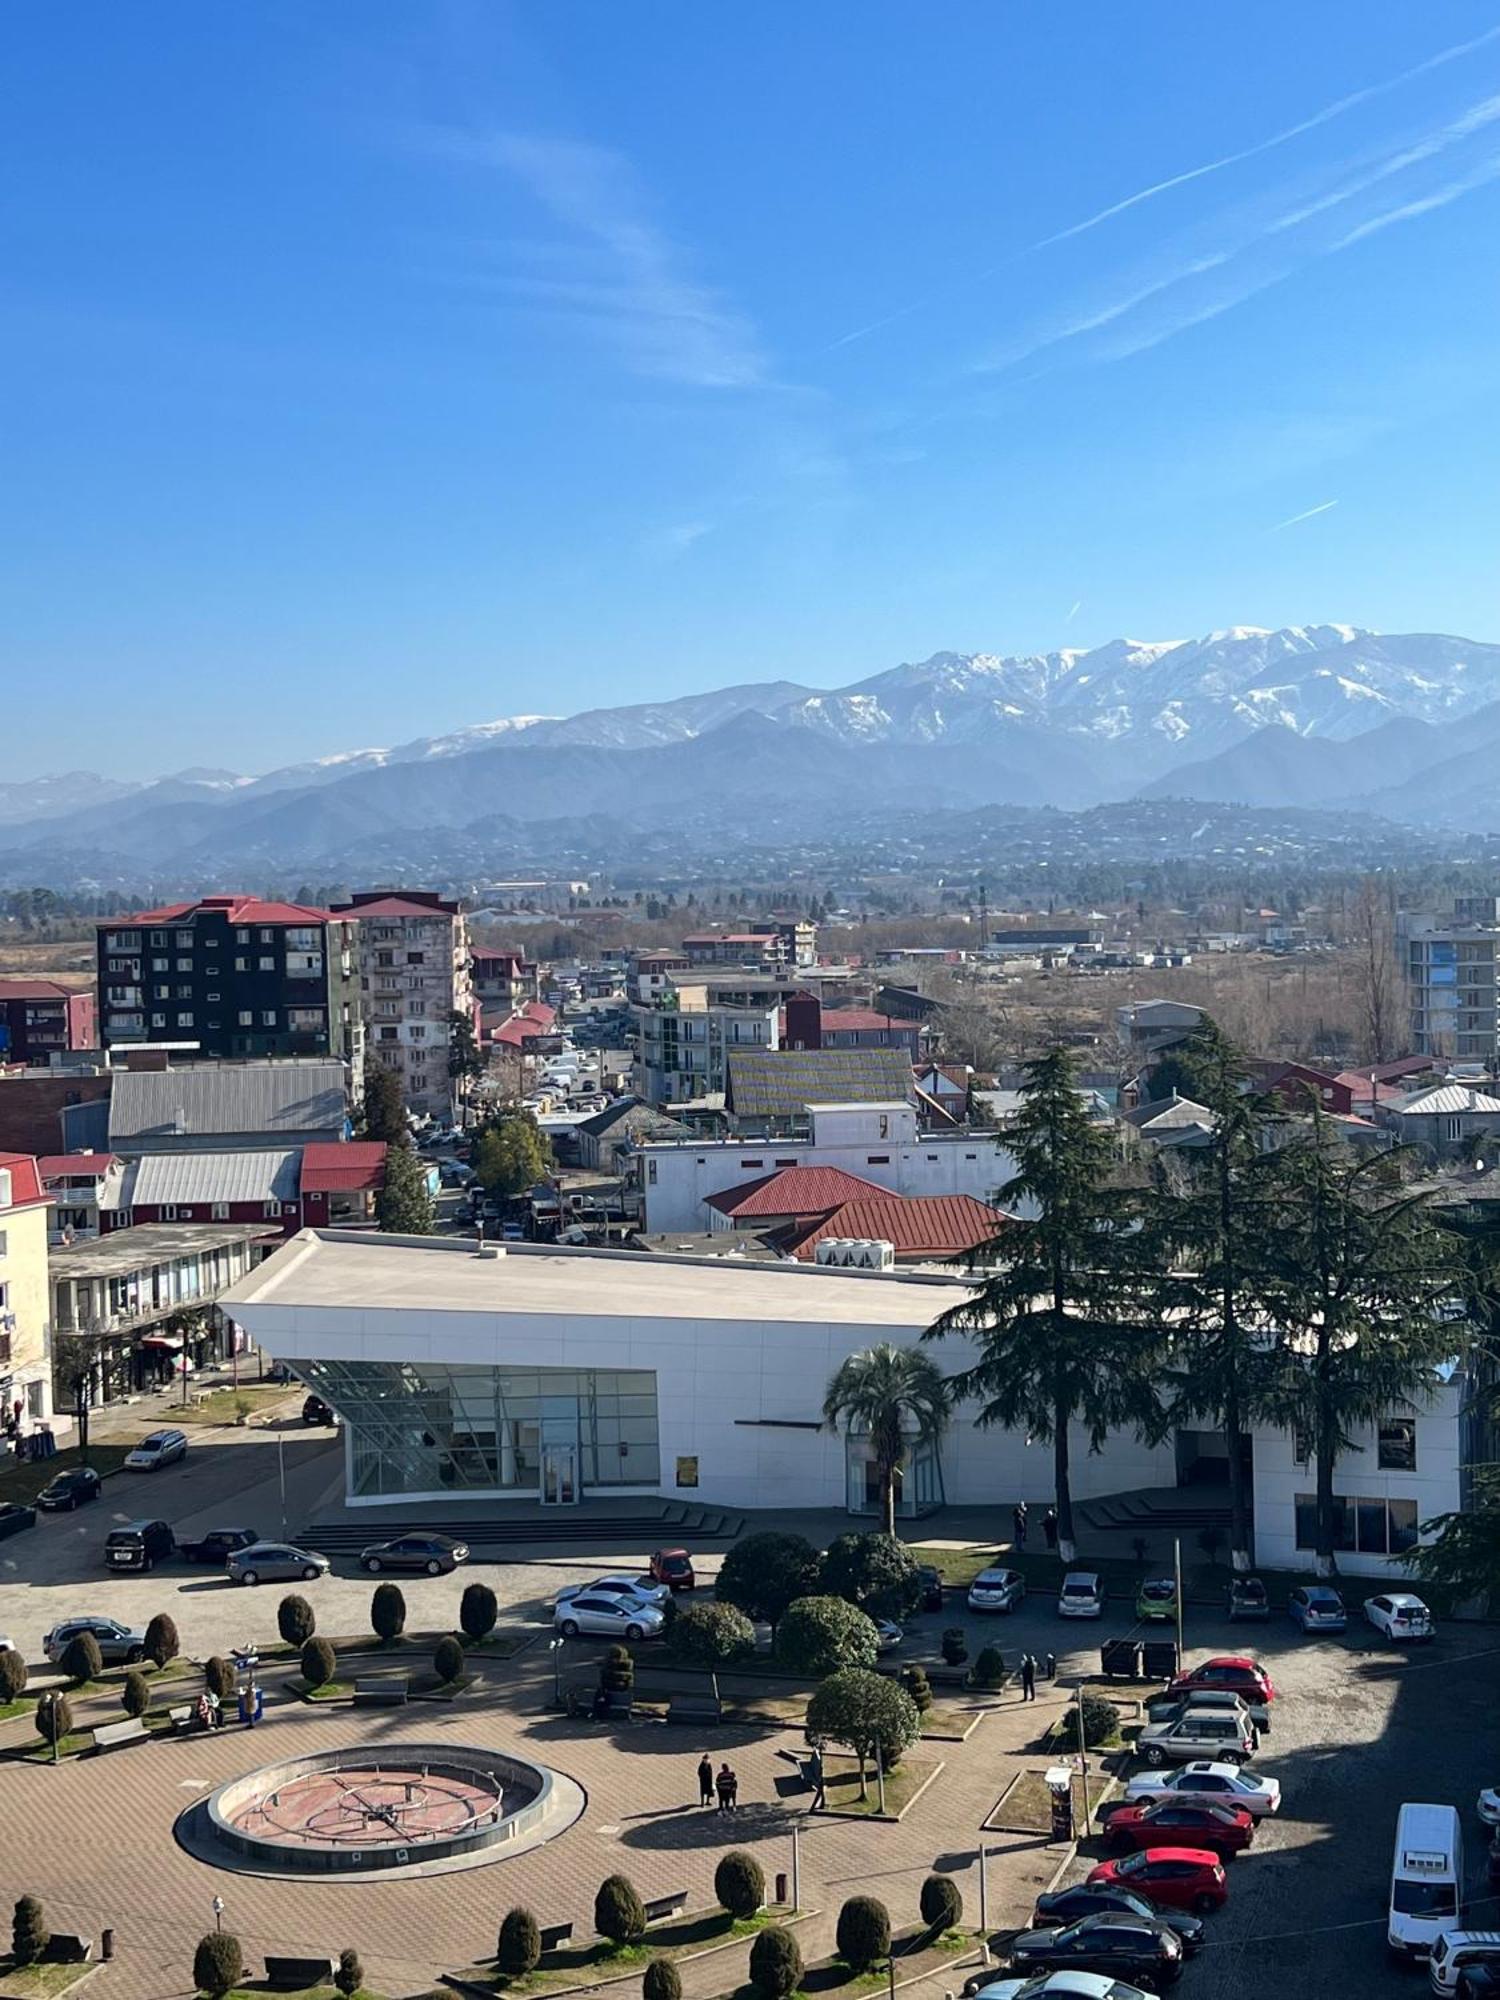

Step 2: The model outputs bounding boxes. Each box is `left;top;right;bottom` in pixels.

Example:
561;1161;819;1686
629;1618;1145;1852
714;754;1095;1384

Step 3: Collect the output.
238;1011;253;1026
176;985;193;999
1291;1422;1313;1466
211;1203;229;1221
263;1201;282;1219
261;1010;277;1027
151;1013;167;1029
236;928;249;943
175;931;193;946
408;951;425;965
259;929;274;943
1378;1419;1417;1471
647;1160;657;1184
176;1012;194;1027
1295;1492;1418;1555
866;1154;890;1165
150;930;169;946
151;957;169;972
206;991;220;1002
235;957;248;972
259;956;275;971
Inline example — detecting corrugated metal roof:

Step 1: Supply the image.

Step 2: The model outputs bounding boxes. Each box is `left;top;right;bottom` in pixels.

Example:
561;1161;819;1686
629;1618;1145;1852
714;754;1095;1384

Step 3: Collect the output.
785;1194;1008;1260
300;1141;387;1192
1393;1084;1500;1115
705;1165;890;1218
726;1048;915;1121
109;1062;348;1144
113;1149;301;1207
37;1153;118;1180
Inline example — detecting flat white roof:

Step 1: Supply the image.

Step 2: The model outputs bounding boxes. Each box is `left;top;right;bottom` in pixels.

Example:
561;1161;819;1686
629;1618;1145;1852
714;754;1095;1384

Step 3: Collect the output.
222;1228;967;1326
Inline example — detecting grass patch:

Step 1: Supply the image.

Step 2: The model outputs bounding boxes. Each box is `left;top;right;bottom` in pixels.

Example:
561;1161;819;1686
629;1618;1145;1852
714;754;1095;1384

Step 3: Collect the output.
285;1677;354;1702
0;1443;131;1508
262;1630;525;1663
821;1753;937;1819
987;1768;1098;1836
461;1908;789;1993
14;1732;92;1762
0;1696;38;1721
409;1672;474;1700
723;1924;971;2000
222;1987;388;1999
0;1962;95;1999
174;1385;296;1426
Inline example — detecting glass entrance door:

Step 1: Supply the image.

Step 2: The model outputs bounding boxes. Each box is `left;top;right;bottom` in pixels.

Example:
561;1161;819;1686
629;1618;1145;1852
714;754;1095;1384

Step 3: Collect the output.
541;1443;579;1505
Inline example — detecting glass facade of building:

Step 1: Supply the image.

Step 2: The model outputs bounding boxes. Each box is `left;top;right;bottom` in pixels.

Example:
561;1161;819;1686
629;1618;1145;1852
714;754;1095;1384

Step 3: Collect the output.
299;1360;660;1500
843;1431;945;1517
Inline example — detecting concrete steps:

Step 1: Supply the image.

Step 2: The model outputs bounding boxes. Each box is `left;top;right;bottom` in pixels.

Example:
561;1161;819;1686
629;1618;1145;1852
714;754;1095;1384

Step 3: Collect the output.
1078;1487;1233;1535
298;1501;744;1554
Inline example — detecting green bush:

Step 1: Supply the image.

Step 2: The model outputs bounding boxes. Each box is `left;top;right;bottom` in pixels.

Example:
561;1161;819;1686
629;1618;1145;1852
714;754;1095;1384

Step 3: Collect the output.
434;1634;464;1684
665;1600;756;1669
497;1906;542;1976
919;1874;962;1933
971;1644;1007;1689
460;1580;499;1642
36;1691;72;1745
121;1669;151;1719
193;1930;244;1998
0;1647;27;1702
748;1925;802;2000
643;1958;682;2000
1052;1691;1120;1749
714;1849;765;1920
901;1664;934;1714
774;1595;878;1676
371;1581;407;1642
594;1873;647;1945
144;1612;180;1666
300;1637;337;1690
277;1593;316;1646
204;1655;236;1701
600;1644;634;1695
335;1946;364;1997
11;1895;47;1968
59;1631;103;1684
836;1895;891;1972
716;1531;820;1631
805;1668;920;1773
819;1533;922;1620
940;1627;968;1667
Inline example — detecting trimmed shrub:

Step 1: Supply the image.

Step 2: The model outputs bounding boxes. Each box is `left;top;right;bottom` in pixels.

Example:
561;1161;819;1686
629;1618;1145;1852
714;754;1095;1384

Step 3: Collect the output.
714;1849;765;1920
0;1647;27;1702
277;1593;315;1647
36;1691;72;1745
434;1634;464;1685
497;1906;542;1977
121;1669;151;1719
600;1644;634;1695
12;1895;47;1968
748;1925;802;2000
144;1612;180;1667
774;1595;878;1677
1052;1691;1120;1750
836;1896;890;1973
371;1581;407;1642
665;1601;755;1670
460;1580;499;1642
940;1627;968;1667
919;1874;962;1934
901;1664;934;1714
300;1637;337;1690
335;1946;364;1997
594;1873;647;1945
716;1531;820;1631
971;1644;1006;1690
643;1959;682;2000
59;1631;103;1684
204;1655;236;1701
819;1533;921;1620
193;1930;244;1998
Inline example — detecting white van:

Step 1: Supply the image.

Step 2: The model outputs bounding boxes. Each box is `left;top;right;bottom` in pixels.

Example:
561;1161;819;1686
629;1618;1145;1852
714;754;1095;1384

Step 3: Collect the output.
1390;1803;1464;1958
1429;1931;1500;1995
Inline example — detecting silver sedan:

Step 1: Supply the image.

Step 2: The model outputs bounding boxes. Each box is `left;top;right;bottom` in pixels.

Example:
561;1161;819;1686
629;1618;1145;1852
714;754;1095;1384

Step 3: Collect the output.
226;1541;331;1587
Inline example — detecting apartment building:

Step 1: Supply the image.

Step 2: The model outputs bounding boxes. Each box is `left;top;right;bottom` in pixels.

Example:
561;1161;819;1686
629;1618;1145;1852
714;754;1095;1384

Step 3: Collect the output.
95;896;361;1068
0;981;96;1064
470;947;541;1014
1398;898;1500;1063
0;1153;54;1438
632;990;780;1105
332;892;475;1121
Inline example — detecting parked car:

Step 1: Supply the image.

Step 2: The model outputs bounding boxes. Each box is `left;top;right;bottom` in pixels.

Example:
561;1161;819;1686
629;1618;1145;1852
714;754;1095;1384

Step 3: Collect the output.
873;1617;904;1653
1003;1916;1184;1990
968;1566;1027;1613
1288;1585;1347;1634
1143;1688;1266;1741
124;1428;188;1472
35;1465;102;1511
1058;1571;1105;1618
178;1526;260;1564
1164;1655;1276;1708
1226;1577;1269;1621
916;1564;946;1613
1365;1591;1434;1641
0;1500;37;1540
301;1394;337;1427
103;1519;175;1571
1137;1708;1256;1768
556;1575;669;1612
226;1541;331;1586
966;1977;1159;2000
1102;1799;1256;1859
43;1615;148;1665
360;1533;468;1576
1031;1887;1205;1955
1456;1969;1500;2000
1480;1790;1500;1828
1085;1849;1228;1915
554;1593;665;1641
1122;1761;1282;1818
649;1547;696;1592
1429;1933;1500;1998
1135;1578;1177;1623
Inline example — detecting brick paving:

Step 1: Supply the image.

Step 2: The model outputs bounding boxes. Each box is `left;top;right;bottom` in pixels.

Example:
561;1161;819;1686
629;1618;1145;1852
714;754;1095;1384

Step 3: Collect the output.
0;1649;1082;2000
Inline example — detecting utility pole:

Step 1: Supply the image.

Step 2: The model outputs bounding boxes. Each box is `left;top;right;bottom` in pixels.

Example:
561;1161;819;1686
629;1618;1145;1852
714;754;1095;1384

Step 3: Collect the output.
1174;1534;1185;1666
1075;1682;1091;1826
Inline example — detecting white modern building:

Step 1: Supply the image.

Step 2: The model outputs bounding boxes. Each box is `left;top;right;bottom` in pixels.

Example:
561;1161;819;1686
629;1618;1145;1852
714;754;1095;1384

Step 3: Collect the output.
630;1102;1020;1234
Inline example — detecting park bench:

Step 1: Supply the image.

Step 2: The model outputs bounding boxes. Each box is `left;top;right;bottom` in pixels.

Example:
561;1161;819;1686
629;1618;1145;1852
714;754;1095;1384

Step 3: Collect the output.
91;1717;149;1753
643;1892;688;1926
666;1691;722;1725
264;1954;337;1987
353;1675;409;1707
43;1934;92;1963
538;1923;574;1953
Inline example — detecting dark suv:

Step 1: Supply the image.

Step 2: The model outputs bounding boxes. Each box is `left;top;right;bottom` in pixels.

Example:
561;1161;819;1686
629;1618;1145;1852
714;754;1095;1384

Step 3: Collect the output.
302;1394;336;1426
104;1519;176;1572
36;1465;103;1511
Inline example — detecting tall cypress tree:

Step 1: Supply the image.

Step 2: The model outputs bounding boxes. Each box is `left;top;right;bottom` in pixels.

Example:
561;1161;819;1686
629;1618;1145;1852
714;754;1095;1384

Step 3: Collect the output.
925;1048;1161;1562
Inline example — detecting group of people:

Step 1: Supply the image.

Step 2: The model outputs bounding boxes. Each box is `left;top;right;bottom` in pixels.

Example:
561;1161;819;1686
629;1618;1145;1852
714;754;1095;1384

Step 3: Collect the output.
1011;1501;1059;1551
696;1755;739;1811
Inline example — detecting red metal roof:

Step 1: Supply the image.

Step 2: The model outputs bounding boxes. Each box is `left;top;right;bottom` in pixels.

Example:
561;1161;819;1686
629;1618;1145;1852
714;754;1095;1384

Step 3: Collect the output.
107;895;333;925
37;1153;118;1180
520;1001;557;1026
494;1018;547;1048
333;895;459;920
704;1165;890;1219
0;979;75;1000
299;1142;388;1193
784;1194;1008;1261
819;1009;912;1033
0;1152;50;1210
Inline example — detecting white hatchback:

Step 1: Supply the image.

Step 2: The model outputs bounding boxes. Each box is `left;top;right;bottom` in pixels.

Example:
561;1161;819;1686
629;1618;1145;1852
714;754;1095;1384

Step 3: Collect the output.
1058;1571;1105;1618
1365;1592;1435;1642
967;1567;1027;1614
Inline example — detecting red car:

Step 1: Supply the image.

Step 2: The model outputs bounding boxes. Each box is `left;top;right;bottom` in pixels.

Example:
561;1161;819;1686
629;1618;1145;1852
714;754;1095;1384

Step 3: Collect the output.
1104;1800;1256;1859
1087;1847;1228;1914
649;1548;696;1592
1165;1654;1276;1706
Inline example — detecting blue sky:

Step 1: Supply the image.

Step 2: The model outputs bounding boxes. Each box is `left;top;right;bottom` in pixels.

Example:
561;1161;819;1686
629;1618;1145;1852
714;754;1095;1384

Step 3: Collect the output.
7;3;1500;777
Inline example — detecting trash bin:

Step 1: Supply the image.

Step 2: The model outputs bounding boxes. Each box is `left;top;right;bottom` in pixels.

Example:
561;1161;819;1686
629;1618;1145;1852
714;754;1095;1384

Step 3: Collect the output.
1100;1638;1140;1679
1141;1639;1179;1681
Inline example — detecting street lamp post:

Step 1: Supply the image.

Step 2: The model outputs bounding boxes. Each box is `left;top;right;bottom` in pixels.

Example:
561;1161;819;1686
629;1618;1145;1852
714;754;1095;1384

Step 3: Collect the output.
211;1897;225;1935
277;1432;287;1539
550;1636;565;1707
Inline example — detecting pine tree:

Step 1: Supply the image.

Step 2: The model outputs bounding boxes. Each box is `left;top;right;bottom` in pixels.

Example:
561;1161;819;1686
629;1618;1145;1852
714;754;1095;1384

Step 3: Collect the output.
362;1064;406;1144
377;1144;435;1234
925;1047;1161;1561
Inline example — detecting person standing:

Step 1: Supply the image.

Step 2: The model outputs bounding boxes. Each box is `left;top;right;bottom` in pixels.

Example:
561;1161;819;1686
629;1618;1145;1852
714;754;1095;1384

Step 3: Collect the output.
1020;1652;1037;1702
1013;1501;1028;1549
697;1753;714;1807
1042;1507;1058;1552
716;1762;736;1812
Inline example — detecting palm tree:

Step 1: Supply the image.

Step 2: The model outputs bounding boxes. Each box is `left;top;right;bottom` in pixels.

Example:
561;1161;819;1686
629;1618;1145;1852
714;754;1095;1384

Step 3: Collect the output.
823;1344;951;1536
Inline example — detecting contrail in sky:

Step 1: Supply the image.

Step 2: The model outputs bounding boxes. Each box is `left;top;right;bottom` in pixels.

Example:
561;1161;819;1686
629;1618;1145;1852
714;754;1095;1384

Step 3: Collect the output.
1271;499;1339;531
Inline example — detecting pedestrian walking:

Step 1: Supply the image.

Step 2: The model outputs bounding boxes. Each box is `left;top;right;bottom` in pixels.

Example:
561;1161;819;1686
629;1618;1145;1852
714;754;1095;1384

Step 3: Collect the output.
697;1754;714;1807
716;1762;736;1812
806;1744;826;1811
1021;1652;1037;1702
1042;1506;1058;1551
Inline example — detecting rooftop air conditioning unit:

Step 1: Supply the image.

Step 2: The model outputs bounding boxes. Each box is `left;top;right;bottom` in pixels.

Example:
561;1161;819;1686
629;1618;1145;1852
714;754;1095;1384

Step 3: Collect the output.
849;1239;896;1270
815;1237;855;1267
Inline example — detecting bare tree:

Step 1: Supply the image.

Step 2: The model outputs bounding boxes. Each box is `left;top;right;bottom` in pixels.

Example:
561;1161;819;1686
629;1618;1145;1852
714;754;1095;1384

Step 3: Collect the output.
1350;877;1401;1065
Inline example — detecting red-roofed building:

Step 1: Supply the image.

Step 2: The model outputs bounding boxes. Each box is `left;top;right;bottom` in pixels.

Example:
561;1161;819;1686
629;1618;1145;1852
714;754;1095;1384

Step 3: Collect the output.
471;947;542;1011
780;995;930;1060
0;980;95;1064
779;1193;1008;1264
37;1152;118;1241
0;1150;55;1438
299;1141;388;1227
96;896;361;1068
704;1164;890;1230
330;891;475;1121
